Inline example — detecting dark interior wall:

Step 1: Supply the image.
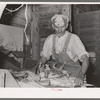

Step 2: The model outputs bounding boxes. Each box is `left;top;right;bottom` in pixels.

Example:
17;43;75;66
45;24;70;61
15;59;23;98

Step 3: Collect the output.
72;6;100;86
37;4;71;38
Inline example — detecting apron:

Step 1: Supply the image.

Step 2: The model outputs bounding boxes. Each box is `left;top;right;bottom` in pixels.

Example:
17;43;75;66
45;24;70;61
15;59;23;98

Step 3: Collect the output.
52;33;81;77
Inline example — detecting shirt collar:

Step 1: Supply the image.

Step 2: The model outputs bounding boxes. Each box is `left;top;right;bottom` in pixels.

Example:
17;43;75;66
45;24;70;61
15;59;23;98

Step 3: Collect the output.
55;31;69;38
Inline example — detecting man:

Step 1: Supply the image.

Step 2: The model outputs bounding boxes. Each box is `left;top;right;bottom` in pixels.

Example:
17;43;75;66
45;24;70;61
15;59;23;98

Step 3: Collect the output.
37;14;89;87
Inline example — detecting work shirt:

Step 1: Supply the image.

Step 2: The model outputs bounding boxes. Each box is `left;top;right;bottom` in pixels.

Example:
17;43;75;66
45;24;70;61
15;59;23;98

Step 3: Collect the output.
41;31;89;62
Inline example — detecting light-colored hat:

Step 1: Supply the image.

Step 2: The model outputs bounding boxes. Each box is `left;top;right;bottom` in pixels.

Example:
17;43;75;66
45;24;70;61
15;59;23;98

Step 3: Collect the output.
51;14;69;27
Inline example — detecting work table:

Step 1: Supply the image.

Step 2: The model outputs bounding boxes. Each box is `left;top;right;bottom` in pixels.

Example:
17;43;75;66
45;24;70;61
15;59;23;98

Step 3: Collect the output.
0;69;20;87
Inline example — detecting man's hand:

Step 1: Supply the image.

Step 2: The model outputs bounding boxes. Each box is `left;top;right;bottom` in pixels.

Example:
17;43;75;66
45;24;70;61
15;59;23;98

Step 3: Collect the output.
38;63;45;72
32;56;47;74
74;54;89;87
31;62;40;74
74;73;84;87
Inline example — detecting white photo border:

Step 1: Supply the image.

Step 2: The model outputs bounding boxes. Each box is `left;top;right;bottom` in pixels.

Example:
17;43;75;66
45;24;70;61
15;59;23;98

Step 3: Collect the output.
0;1;100;98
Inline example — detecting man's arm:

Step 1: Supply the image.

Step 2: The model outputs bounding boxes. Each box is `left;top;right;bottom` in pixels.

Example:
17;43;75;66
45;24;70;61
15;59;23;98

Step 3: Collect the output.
33;56;47;74
80;54;89;75
75;54;89;86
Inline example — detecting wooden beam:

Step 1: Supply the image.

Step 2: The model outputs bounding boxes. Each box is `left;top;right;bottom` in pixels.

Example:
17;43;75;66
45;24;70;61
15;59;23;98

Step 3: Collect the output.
23;5;33;68
31;6;40;61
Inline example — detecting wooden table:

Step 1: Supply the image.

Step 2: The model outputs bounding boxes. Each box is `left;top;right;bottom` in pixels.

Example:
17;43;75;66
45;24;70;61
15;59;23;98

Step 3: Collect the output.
0;69;20;87
0;69;94;88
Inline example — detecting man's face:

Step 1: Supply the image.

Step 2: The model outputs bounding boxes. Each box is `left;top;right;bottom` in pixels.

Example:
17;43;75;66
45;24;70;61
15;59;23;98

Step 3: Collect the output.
53;23;68;33
51;15;69;35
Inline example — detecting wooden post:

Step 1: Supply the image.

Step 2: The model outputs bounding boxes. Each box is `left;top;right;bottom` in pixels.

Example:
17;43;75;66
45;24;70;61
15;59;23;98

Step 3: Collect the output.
61;4;72;32
23;5;33;68
71;5;80;34
31;6;40;61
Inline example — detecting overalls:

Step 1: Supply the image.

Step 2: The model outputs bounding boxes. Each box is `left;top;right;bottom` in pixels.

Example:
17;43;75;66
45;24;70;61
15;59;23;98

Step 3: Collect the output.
52;33;81;77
